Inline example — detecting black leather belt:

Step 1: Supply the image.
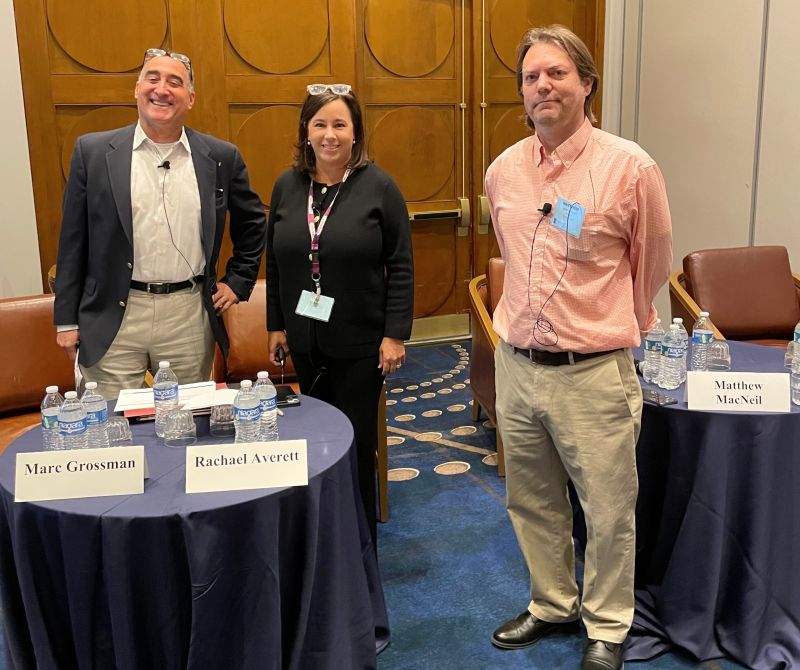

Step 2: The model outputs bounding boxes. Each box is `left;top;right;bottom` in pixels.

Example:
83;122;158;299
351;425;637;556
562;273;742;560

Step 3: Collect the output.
513;346;620;366
130;275;204;295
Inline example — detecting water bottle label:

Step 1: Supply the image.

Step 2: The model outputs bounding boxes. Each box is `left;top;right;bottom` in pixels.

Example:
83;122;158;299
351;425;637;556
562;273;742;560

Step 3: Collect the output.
41;415;58;430
260;397;277;412
154;384;178;402
665;346;683;359
644;340;662;352
692;331;714;344
60;419;87;435
235;406;261;423
86;408;108;425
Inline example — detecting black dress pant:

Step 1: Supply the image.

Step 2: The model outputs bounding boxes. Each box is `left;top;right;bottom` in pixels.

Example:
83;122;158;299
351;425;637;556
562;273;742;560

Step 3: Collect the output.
289;346;384;547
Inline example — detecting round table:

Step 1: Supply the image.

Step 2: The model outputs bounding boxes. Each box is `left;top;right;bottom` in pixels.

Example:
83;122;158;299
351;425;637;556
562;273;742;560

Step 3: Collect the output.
629;341;799;669
0;397;388;670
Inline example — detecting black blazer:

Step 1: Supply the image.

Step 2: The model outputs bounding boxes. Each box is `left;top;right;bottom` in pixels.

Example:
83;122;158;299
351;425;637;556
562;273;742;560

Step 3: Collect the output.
54;124;266;368
266;163;413;358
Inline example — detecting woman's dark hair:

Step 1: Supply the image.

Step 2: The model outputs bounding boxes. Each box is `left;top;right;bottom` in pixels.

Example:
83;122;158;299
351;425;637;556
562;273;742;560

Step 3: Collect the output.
293;89;368;175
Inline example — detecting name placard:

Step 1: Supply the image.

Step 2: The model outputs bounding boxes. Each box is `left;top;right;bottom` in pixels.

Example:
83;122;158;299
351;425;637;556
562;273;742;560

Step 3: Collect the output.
15;446;146;503
687;371;791;413
185;440;308;494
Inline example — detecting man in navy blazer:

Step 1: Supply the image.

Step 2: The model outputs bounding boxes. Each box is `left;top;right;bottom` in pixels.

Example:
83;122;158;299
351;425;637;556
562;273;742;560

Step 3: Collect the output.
54;49;265;398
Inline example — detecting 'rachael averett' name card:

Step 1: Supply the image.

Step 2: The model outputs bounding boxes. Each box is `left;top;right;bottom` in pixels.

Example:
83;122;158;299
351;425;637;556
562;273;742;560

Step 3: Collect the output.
185;440;308;493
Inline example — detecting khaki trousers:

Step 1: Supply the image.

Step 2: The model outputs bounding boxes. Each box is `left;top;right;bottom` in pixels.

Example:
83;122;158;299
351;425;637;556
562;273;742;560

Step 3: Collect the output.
494;340;642;643
81;285;215;400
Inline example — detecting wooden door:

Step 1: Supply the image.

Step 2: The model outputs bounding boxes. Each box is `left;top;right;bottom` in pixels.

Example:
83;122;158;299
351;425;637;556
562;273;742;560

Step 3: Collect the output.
471;0;604;277
15;0;602;335
356;0;472;334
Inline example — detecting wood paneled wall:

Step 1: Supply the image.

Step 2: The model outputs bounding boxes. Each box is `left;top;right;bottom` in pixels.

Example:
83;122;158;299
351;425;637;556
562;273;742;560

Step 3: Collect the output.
15;0;603;321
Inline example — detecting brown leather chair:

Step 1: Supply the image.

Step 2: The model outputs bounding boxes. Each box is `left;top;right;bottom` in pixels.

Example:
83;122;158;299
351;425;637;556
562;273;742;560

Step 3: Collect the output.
211;279;297;385
468;257;506;476
0;293;74;453
670;246;800;347
212;278;390;522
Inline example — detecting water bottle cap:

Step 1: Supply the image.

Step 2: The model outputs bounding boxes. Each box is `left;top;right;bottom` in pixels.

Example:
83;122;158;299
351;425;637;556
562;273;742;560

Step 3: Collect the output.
45;385;59;393
158;361;171;368
673;318;683;323
65;391;78;399
699;311;709;317
257;371;269;379
85;382;97;389
240;380;252;389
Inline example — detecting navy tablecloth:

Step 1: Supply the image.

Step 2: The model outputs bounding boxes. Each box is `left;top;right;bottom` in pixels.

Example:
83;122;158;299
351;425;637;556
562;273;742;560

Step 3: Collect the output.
0;397;389;670
629;341;799;669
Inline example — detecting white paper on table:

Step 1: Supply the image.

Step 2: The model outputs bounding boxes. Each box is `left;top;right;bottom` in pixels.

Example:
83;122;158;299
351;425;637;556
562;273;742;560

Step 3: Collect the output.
178;382;220;411
212;388;238;405
73;350;83;394
114;381;217;412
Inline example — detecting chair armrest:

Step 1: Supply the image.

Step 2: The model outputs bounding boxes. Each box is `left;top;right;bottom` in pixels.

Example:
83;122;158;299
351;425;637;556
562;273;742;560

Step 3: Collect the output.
468;274;499;349
794;272;800;306
668;270;725;340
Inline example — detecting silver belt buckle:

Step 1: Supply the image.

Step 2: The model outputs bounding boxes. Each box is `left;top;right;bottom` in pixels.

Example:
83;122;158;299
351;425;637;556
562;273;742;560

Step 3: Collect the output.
147;282;166;294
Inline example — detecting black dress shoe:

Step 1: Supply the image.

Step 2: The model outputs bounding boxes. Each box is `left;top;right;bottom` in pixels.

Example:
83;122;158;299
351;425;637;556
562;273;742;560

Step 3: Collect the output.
581;639;624;669
491;610;579;649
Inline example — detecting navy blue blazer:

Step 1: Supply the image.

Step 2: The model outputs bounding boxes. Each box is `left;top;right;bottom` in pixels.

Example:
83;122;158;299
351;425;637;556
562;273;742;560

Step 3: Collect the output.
54;124;266;368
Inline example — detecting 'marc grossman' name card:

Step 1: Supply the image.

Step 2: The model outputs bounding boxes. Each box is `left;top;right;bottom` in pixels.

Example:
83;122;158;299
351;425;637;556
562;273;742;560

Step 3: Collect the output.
687;371;790;413
15;446;145;502
185;440;308;494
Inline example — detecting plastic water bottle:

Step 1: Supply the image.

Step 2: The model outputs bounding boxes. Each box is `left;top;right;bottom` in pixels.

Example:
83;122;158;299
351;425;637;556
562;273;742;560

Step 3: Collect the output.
41;386;64;450
690;311;715;372
153;360;179;438
660;324;685;390
792;354;800;406
233;380;262;443
58;391;89;449
81;382;110;449
643;319;665;384
672;318;689;383
254;371;278;441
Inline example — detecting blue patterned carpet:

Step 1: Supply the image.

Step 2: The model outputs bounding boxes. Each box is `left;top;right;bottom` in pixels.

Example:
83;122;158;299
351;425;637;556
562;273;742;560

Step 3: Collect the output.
377;341;745;670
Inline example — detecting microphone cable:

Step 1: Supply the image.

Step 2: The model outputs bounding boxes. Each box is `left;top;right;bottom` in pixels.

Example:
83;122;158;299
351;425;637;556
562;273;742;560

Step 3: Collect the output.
157;158;198;282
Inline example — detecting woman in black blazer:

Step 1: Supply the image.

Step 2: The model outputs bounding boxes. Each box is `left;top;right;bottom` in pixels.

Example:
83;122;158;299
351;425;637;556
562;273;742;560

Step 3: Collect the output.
266;85;413;545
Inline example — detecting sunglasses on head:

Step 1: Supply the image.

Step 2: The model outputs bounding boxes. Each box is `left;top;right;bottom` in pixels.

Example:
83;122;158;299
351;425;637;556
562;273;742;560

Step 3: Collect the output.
306;83;352;96
143;48;193;85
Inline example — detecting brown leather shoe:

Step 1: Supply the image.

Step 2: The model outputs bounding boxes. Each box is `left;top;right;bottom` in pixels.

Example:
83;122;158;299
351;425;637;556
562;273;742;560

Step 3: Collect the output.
580;639;624;669
491;610;579;649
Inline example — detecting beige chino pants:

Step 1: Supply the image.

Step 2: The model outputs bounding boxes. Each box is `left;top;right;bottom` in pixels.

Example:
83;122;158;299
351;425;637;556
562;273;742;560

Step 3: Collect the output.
81;284;215;400
495;340;642;643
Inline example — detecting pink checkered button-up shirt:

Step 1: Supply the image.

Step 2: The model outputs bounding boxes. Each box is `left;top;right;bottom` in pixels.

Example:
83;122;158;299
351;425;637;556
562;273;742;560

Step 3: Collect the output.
485;119;673;353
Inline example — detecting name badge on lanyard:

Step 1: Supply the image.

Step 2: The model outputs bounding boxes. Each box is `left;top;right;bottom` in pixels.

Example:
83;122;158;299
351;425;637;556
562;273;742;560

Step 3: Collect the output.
295;168;351;321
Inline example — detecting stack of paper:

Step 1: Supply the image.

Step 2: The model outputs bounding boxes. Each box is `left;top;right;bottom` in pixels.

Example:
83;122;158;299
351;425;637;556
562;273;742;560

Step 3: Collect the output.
114;381;231;418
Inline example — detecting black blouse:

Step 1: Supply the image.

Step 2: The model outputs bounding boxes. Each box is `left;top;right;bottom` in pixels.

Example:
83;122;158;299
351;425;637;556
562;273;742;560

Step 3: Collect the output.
266;162;414;358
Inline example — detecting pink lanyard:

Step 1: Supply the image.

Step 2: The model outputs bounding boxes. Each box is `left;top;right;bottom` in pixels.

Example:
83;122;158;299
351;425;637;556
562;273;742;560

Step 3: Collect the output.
306;168;350;296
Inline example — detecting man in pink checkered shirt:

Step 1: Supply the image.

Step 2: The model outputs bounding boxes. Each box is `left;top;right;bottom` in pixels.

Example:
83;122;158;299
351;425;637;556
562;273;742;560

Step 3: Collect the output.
486;25;672;670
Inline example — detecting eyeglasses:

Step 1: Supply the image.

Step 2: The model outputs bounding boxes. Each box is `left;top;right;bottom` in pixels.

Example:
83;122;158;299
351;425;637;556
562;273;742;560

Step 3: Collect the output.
143;48;193;85
306;83;352;96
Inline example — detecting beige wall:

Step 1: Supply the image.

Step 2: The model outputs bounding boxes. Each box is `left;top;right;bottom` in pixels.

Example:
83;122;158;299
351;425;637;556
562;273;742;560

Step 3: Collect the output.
754;0;800;250
605;0;800;324
1;0;41;298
